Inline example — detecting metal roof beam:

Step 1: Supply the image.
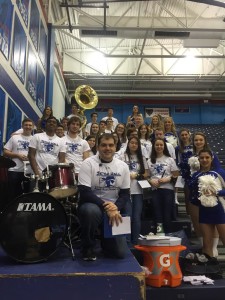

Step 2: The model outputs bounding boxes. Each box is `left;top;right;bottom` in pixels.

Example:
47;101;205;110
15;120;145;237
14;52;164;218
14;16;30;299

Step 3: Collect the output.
104;54;225;58
64;52;106;75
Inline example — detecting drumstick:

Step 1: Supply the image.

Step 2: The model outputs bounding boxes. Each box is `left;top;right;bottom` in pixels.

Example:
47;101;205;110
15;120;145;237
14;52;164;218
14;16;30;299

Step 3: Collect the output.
161;170;166;178
46;165;49;190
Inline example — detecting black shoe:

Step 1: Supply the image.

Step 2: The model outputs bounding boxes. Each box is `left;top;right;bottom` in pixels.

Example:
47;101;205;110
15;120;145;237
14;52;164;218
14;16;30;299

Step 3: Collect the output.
82;248;97;261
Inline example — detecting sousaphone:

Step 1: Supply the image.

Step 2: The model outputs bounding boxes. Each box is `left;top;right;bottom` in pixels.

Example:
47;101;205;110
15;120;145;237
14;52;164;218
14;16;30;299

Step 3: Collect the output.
75;85;98;129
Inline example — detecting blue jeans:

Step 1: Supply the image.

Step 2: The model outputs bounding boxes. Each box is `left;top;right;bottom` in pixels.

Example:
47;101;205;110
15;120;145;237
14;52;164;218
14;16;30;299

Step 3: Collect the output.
151;188;175;233
78;203;128;258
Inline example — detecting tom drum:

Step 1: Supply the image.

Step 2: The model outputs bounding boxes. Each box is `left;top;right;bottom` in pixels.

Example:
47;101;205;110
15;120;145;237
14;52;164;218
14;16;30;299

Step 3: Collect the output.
46;163;77;199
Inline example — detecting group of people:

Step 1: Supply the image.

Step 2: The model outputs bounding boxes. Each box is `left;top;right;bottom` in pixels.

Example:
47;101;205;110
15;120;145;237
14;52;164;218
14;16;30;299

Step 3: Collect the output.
2;104;225;262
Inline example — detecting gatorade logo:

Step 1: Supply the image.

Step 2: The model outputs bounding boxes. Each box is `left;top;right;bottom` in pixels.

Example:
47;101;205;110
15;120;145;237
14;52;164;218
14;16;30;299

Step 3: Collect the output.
159;254;171;267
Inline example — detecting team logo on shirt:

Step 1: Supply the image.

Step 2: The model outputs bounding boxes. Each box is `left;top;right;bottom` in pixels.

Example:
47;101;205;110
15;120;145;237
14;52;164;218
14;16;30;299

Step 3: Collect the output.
41;141;55;153
101;175;115;187
66;142;81;154
70;143;79;152
18;140;29;151
96;170;121;190
129;161;137;171
154;163;166;174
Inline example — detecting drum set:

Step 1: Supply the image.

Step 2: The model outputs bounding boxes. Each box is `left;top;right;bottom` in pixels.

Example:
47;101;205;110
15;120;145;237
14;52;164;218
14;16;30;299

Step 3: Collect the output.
0;159;80;264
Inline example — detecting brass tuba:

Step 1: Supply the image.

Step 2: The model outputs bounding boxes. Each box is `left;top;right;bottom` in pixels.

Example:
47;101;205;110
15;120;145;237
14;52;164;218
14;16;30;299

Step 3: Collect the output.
74;85;98;130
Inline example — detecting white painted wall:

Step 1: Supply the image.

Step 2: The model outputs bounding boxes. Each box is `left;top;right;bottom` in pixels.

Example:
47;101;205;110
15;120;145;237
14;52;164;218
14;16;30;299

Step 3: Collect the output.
52;67;66;120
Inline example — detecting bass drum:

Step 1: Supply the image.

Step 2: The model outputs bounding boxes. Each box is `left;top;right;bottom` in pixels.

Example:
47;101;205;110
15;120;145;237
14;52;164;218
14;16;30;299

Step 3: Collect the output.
0;192;67;263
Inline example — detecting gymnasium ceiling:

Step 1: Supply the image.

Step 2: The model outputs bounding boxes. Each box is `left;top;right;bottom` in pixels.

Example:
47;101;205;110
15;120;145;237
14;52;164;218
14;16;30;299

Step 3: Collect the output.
44;0;225;101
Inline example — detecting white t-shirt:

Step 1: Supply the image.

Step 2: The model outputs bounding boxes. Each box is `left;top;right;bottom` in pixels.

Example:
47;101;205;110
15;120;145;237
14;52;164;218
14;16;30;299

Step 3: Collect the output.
114;147;125;159
78;155;130;203
117;141;148;159
140;139;152;158
85;122;92;135
29;132;66;171
165;133;178;148
104;129;114;134
147;155;179;190
14;128;23;134
62;134;90;173
147;142;176;160
67;113;81;120
119;153;148;194
4;134;33;173
101;116;118;130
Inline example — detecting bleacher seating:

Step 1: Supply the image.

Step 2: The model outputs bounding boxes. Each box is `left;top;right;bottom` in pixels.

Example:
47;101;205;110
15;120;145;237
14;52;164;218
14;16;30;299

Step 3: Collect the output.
176;124;225;168
140;124;225;273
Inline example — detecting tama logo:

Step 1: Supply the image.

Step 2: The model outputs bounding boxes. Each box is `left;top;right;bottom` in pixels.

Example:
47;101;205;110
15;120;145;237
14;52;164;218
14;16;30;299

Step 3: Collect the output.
17;203;54;211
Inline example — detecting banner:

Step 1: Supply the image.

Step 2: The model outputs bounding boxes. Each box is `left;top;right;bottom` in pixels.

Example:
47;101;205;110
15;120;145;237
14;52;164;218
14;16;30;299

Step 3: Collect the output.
6;98;22;141
11;14;27;83
29;0;39;50
145;107;170;118
39;20;47;69
174;106;190;113
16;0;30;27
26;43;37;100
0;87;5;150
36;63;45;112
0;0;13;59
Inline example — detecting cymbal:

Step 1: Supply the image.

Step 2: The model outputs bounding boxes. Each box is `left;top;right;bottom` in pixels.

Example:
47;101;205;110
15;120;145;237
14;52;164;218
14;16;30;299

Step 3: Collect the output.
0;156;16;168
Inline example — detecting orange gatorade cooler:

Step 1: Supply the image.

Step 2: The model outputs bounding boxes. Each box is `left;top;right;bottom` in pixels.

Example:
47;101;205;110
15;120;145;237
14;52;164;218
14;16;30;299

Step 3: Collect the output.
135;241;186;287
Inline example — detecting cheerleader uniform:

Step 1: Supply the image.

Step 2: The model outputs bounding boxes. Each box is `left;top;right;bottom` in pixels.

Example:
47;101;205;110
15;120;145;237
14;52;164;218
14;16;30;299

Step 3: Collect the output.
175;145;193;184
189;170;225;224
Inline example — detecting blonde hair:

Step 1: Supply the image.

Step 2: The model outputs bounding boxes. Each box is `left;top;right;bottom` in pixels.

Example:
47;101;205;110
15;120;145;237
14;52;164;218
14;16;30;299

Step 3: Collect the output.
163;116;176;135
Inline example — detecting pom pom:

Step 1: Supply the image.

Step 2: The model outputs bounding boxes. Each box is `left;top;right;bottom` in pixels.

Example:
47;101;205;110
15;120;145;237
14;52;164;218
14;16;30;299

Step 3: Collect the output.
188;156;200;174
198;175;220;207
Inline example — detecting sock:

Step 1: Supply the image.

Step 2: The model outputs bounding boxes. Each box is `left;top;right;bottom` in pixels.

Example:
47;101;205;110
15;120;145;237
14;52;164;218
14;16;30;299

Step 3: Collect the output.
198;237;203;247
213;238;219;257
175;192;179;205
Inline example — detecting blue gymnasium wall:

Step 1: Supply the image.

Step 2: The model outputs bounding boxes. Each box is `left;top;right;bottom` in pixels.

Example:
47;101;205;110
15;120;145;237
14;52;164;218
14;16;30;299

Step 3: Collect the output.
85;101;225;125
0;0;50;144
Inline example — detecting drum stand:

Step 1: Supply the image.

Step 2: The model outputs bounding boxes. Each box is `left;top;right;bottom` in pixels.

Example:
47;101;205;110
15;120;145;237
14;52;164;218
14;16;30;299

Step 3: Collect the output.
63;200;76;260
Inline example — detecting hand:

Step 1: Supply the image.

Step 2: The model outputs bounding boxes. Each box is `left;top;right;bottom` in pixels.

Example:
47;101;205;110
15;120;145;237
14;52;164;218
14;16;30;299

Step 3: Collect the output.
150;178;160;188
158;177;170;184
130;172;137;179
107;210;123;226
18;154;28;161
103;201;118;212
203;189;215;196
34;171;42;179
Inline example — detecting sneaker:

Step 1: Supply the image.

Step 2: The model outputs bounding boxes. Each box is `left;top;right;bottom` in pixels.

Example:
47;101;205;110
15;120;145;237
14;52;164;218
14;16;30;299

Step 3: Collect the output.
82;248;97;261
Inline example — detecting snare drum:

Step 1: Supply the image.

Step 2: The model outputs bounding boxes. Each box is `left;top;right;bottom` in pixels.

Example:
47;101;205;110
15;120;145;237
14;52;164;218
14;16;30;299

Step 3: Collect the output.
0;192;67;263
46;163;77;199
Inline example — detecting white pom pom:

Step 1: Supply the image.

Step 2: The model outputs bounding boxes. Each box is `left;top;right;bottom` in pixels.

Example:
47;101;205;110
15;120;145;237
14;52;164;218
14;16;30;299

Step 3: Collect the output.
198;175;220;207
188;156;200;174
